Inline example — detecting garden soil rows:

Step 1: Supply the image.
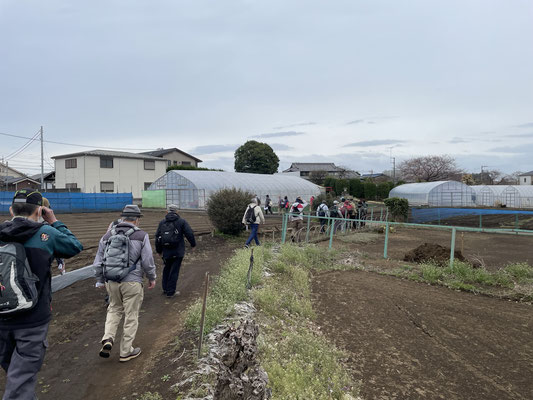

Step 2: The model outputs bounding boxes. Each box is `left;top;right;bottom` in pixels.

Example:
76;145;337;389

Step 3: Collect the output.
50;210;282;274
312;270;533;400
338;226;532;270
0;235;240;400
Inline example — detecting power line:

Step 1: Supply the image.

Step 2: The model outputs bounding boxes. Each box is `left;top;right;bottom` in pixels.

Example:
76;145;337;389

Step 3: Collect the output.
5;131;40;160
0;131;157;151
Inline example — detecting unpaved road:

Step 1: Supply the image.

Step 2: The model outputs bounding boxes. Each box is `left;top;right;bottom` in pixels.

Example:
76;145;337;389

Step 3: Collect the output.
0;236;238;400
312;270;533;399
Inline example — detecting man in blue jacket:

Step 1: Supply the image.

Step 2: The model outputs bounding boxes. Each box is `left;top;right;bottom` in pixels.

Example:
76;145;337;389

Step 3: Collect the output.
155;205;196;298
0;190;83;400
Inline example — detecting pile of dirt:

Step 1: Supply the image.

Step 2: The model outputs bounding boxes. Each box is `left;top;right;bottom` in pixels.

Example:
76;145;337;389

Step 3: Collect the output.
403;242;465;264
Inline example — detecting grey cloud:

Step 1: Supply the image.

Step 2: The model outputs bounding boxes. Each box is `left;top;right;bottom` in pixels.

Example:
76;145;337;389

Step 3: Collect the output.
514;123;533;128
448;137;471;143
273;122;316;130
343;139;406;147
504;133;533;138
251;131;305;139
269;143;294;151
189;144;237;155
347;119;365;125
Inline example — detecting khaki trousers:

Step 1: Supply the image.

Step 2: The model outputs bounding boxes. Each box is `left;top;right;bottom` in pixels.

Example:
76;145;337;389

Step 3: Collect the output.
102;281;144;357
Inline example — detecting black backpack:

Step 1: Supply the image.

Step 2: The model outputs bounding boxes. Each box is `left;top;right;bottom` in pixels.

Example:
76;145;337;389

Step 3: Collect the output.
0;241;40;315
329;206;339;218
159;220;181;248
245;206;257;224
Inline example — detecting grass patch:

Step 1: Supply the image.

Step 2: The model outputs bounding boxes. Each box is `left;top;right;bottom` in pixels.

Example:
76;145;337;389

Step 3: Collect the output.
185;246;268;334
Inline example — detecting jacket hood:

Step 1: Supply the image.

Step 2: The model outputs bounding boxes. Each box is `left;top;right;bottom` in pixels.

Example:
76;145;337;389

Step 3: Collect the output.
0;217;43;243
165;212;181;222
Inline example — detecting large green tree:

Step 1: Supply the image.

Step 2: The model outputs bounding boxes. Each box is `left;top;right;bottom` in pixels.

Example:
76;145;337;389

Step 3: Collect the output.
234;140;279;174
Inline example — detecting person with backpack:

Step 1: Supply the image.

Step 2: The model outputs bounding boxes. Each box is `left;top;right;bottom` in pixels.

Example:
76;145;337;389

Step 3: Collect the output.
94;205;156;363
0;190;82;400
155;204;196;298
330;200;342;233
316;200;329;233
242;198;265;248
289;197;308;240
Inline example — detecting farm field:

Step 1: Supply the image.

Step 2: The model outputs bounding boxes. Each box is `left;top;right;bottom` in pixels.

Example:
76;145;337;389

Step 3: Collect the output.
312;269;533;399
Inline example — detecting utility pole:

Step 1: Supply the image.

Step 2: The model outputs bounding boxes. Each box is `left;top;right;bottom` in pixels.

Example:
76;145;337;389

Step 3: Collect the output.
480;165;488;184
5;160;9;191
40;126;44;191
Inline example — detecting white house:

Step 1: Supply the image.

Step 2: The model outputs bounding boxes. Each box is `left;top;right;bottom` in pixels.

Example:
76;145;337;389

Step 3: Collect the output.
140;148;202;168
52;150;168;198
519;171;533;185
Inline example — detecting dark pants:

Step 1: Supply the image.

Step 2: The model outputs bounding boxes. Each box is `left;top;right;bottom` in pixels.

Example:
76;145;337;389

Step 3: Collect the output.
162;256;184;296
245;224;260;246
319;217;327;232
0;323;49;400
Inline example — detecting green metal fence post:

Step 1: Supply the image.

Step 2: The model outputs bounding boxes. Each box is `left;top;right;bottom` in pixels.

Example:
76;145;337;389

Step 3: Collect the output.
383;221;390;259
370;208;374;222
305;212;311;242
479;214;482;229
449;227;456;269
329;216;335;249
281;213;287;244
515;214;519;230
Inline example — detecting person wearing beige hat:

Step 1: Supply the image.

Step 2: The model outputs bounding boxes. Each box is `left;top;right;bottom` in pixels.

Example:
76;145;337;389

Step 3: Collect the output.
94;204;156;362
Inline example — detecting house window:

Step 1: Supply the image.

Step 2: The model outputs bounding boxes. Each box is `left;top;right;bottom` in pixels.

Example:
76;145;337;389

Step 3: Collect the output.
181;161;191;166
65;183;78;189
525;178;527;183
65;159;77;169
144;160;155;170
167;160;171;167
144;182;153;190
100;181;114;193
173;161;178;166
100;157;114;168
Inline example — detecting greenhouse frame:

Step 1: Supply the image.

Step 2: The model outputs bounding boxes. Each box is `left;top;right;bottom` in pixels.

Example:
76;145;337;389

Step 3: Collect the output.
472;185;533;208
145;170;322;209
388;181;476;207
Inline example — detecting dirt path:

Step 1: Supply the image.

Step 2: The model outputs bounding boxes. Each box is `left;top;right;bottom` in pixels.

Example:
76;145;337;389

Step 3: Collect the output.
29;236;237;400
312;270;533;400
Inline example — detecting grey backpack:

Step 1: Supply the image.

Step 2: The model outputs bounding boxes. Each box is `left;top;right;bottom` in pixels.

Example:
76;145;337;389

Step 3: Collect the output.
0;241;40;315
102;227;140;282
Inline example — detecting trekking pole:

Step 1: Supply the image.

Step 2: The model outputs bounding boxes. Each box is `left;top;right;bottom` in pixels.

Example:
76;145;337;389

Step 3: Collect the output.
246;249;254;290
198;272;210;359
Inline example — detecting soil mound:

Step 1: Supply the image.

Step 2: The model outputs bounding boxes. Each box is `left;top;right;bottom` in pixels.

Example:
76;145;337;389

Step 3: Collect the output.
403;243;465;264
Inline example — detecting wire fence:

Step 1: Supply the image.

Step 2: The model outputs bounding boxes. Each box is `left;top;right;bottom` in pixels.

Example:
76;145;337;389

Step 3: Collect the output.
280;212;533;269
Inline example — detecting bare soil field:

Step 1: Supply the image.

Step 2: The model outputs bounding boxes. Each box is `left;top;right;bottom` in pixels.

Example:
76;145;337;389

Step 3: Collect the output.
428;213;533;230
312;270;533;400
329;226;533;270
0;235;240;400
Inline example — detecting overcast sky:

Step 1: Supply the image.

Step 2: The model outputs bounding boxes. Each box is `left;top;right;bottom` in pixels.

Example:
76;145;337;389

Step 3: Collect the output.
1;0;532;175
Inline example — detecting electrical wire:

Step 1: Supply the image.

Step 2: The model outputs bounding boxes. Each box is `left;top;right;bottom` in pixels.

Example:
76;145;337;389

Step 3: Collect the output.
0;131;156;151
5;131;40;160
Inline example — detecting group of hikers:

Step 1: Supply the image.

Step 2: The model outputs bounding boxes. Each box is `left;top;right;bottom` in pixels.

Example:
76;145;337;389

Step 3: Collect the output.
0;190;195;399
241;194;369;247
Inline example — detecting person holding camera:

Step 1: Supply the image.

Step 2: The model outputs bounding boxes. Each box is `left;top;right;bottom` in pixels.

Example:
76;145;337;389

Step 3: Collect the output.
0;190;82;400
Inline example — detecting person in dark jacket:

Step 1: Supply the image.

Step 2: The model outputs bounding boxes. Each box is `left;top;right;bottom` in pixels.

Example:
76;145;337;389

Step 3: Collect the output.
0;190;82;400
155;204;196;298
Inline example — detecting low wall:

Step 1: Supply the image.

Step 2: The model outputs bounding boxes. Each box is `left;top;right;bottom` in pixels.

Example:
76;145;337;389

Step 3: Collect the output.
0;192;133;214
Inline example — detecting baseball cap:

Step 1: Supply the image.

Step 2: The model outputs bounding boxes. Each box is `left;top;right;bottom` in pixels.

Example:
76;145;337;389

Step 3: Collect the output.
12;190;43;206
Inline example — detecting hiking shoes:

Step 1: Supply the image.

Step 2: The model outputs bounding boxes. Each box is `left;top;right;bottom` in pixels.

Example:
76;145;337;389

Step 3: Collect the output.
99;338;113;358
166;291;180;298
119;347;142;362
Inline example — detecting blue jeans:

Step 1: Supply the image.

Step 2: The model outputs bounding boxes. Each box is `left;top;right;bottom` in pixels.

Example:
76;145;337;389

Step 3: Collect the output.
245;224;260;246
162;256;184;296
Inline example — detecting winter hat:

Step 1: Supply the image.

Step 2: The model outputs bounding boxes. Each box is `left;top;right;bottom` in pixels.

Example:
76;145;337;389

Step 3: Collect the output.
168;204;179;213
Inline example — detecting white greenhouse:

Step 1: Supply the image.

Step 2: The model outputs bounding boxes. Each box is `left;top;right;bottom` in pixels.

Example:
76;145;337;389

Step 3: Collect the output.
472;185;533;208
389;181;476;207
147;170;322;209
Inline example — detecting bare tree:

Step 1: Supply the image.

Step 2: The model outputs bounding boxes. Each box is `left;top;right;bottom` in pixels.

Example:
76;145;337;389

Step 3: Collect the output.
308;170;328;185
499;171;523;185
399;155;463;182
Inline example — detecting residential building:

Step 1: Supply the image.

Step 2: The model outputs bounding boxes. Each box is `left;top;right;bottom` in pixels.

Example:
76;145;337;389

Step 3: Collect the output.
0;162;26;179
0;176;40;191
519;171;533;185
282;163;359;180
52;150;168;198
140;148;202;168
30;171;56;190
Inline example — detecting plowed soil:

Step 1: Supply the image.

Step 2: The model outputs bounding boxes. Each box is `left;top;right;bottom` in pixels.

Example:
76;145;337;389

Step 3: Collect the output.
312;270;533;400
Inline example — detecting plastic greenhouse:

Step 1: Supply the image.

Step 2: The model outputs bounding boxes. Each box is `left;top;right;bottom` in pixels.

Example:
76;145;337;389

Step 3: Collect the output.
146;170;322;209
472;185;533;208
388;181;476;207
